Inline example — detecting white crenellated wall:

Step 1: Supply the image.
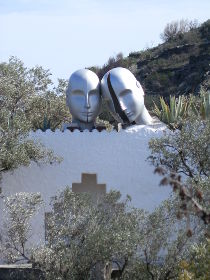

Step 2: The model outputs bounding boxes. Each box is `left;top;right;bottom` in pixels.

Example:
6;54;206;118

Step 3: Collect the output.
0;124;170;255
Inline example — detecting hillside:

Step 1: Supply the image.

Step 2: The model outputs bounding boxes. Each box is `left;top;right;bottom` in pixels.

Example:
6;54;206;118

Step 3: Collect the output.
91;19;210;102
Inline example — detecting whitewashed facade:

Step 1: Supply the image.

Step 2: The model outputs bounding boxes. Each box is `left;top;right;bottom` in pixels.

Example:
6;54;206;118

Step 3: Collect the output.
0;124;170;257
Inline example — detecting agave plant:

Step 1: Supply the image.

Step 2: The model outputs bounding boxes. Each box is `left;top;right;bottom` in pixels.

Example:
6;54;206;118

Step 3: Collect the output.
190;89;210;120
153;95;189;129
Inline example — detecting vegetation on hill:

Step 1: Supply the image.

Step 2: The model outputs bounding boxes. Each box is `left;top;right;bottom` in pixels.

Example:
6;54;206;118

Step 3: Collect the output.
90;19;210;109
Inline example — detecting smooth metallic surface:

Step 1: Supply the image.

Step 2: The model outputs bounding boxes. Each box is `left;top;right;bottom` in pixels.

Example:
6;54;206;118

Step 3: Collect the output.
101;67;152;125
66;69;101;129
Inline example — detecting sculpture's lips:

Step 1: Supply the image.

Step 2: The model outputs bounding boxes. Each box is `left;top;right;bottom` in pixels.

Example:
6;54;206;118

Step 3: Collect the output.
81;112;93;116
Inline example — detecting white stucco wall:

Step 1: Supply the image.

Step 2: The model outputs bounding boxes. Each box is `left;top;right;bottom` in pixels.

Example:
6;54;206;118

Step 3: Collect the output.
0;124;170;256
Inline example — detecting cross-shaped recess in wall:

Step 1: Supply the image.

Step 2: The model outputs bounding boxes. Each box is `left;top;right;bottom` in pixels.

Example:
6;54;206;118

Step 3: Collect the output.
72;173;106;200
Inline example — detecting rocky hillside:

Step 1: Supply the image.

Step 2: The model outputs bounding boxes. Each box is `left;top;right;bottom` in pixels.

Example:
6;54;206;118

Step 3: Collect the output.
91;19;210;102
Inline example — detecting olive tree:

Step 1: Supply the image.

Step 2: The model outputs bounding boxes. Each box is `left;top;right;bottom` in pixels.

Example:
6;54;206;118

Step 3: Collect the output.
178;238;210;280
149;116;210;226
0;57;70;132
27;78;70;131
0;189;204;280
0;192;43;263
0;57;65;181
33;189;143;280
32;189;204;280
121;196;204;280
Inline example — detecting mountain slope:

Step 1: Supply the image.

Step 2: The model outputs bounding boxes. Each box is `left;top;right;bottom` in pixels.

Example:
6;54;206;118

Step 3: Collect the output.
91;19;210;99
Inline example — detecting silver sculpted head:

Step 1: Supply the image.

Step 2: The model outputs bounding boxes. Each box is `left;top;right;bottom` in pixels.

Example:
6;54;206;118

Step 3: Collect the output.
101;67;152;125
66;69;101;129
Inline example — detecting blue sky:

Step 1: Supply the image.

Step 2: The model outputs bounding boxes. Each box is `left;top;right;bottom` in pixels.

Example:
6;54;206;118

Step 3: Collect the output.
0;0;209;83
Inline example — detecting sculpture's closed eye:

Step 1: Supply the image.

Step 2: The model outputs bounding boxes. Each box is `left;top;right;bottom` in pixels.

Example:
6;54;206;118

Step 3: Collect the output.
71;90;84;96
119;89;132;97
89;90;98;96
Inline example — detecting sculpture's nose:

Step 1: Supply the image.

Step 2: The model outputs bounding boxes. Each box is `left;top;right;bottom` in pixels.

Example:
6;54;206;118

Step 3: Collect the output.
84;94;90;109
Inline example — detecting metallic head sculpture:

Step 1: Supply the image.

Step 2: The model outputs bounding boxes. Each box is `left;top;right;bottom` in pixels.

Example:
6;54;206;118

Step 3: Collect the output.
66;69;101;130
101;67;152;125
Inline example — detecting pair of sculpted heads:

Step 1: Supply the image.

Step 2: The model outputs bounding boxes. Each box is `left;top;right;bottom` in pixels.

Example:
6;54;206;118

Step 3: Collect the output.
66;67;152;129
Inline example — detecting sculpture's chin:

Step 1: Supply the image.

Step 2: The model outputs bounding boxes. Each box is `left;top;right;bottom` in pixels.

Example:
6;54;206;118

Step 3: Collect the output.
87;118;94;123
126;113;138;124
76;116;87;123
135;107;153;125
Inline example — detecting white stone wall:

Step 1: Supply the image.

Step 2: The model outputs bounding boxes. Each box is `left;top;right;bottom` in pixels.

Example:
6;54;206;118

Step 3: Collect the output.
0;124;170;256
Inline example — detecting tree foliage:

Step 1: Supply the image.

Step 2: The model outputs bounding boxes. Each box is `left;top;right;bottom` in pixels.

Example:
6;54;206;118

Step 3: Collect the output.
0;192;43;263
122;198;202;280
149;117;210;179
0;57;70;132
149;116;210;228
0;57;66;180
0;188;205;279
33;189;142;280
34;193;208;279
178;238;210;280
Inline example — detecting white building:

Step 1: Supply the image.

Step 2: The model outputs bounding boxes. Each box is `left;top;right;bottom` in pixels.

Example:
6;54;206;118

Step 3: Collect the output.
0;124;170;259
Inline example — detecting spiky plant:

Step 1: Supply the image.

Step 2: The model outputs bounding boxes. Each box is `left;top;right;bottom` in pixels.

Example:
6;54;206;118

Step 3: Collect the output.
153;95;189;129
